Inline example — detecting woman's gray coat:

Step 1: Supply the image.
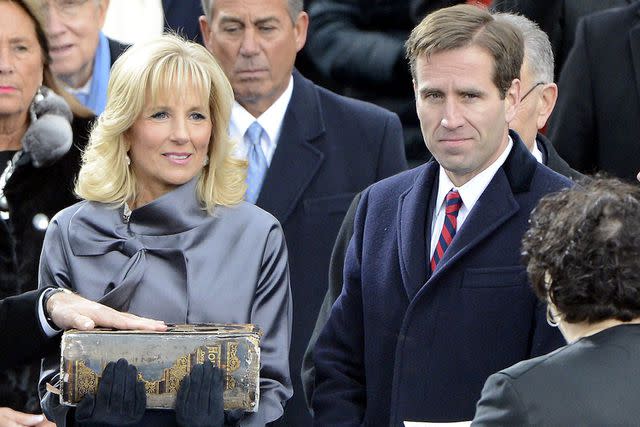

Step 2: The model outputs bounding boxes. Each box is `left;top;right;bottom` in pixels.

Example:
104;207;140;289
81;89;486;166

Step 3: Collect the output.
38;178;292;426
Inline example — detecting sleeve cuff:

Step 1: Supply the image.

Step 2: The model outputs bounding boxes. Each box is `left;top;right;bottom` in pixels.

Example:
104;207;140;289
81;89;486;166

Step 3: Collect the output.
38;289;62;337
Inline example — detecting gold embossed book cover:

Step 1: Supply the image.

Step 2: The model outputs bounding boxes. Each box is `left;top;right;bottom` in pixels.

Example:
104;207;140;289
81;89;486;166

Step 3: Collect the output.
59;324;261;411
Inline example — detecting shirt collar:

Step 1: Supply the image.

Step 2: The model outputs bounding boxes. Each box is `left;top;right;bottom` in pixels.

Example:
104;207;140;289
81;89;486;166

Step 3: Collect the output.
531;137;544;163
436;136;514;213
229;75;294;147
64;75;93;96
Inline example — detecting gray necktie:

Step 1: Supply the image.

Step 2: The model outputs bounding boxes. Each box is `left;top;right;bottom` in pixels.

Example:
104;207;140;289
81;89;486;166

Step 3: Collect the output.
245;122;267;203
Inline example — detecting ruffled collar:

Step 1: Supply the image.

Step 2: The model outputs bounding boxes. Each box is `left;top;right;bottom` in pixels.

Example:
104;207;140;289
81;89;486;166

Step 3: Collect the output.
120;177;207;235
69;178;208;256
66;178;207;311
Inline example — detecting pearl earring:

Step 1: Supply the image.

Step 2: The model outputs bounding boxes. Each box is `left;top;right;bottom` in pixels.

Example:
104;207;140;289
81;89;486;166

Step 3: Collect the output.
203;155;209;166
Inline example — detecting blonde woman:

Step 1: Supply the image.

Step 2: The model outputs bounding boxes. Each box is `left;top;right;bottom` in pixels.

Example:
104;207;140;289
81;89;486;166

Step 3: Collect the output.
38;34;292;427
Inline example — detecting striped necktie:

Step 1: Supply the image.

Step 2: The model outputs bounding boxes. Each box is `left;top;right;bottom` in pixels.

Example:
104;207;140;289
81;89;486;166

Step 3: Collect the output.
430;190;462;272
245;122;267;203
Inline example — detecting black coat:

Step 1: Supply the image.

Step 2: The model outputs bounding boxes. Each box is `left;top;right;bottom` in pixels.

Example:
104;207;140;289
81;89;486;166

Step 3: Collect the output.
548;1;640;180
0;116;92;411
473;324;640;425
0;289;56;370
535;132;585;182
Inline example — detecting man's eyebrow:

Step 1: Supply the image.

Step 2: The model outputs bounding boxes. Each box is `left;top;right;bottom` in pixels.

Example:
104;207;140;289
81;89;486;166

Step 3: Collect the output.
254;16;280;25
456;88;485;96
218;16;244;25
418;86;443;96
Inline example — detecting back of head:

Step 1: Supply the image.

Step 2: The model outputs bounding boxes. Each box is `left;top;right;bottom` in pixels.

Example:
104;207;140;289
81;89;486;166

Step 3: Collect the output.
405;4;523;98
77;34;243;210
493;12;554;84
523;178;640;323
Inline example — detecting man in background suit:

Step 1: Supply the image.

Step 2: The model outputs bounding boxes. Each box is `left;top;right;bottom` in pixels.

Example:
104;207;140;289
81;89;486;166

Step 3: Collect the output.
301;11;583;409
198;0;407;424
548;1;640;180
43;0;127;114
493;13;584;181
0;288;165;426
311;5;571;425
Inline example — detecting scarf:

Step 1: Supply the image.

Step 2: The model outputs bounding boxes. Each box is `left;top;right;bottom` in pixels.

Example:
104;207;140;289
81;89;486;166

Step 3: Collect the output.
73;31;111;114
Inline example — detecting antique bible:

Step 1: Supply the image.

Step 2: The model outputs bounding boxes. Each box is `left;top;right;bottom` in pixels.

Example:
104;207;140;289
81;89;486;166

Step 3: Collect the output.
58;324;261;411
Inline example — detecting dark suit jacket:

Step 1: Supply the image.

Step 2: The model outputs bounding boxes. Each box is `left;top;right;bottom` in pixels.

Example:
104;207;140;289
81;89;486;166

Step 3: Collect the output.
302;131;583;410
548;2;640;180
258;71;407;426
0;289;55;370
473;324;640;426
311;132;570;426
536;133;585;182
107;37;128;66
162;0;203;45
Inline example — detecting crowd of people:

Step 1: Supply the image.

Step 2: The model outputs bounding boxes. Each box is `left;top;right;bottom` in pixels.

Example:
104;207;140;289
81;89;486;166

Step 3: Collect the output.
0;0;639;426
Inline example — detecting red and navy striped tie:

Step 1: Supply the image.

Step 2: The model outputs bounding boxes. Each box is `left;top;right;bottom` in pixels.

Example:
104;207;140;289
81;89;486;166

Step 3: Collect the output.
430;190;462;272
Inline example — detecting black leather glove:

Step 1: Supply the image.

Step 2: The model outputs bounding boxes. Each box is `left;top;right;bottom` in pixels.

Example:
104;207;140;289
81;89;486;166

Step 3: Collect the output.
176;360;225;427
224;409;244;426
75;358;146;426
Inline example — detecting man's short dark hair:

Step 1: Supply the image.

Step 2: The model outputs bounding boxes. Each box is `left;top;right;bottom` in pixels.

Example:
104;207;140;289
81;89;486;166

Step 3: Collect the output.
523;177;640;323
405;4;523;99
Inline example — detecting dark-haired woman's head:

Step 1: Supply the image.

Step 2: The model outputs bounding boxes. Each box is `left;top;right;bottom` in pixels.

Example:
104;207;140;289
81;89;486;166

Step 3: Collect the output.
523;177;640;324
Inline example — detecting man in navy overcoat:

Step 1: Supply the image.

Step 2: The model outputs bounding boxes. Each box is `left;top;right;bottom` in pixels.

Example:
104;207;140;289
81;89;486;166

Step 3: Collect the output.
312;5;572;425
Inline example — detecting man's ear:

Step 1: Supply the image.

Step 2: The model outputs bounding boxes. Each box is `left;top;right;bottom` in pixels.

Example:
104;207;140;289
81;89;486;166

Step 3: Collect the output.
97;0;110;28
505;78;521;123
537;83;558;130
294;12;309;52
199;16;213;51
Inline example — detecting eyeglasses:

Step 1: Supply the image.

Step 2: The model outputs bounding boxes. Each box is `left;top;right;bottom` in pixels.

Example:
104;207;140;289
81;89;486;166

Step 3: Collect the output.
520;81;545;102
42;0;90;19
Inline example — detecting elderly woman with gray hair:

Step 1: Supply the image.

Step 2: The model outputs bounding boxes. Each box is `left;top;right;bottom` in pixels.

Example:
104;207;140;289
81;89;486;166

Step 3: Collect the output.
473;177;640;426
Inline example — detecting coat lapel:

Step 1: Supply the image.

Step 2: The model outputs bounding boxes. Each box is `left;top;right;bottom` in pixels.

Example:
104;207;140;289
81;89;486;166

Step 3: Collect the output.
428;171;519;283
629;6;640;105
397;161;437;300
256;71;325;224
428;132;536;283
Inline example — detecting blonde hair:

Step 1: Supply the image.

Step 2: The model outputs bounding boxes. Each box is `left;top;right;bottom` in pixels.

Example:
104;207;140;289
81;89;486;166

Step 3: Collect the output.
76;34;247;212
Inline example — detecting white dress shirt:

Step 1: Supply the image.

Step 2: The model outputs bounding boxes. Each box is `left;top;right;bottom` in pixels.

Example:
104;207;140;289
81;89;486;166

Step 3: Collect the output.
531;138;544;163
229;76;294;166
429;138;514;259
38;291;60;337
